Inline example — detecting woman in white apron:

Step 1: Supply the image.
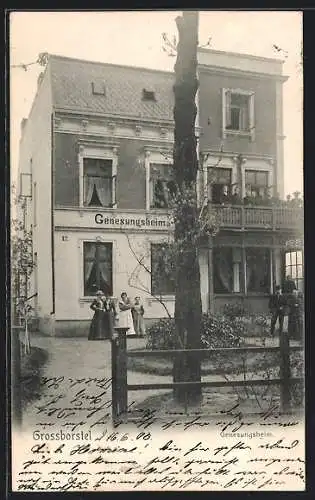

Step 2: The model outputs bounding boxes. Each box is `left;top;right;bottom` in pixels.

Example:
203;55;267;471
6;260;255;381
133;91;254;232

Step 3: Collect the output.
118;292;136;335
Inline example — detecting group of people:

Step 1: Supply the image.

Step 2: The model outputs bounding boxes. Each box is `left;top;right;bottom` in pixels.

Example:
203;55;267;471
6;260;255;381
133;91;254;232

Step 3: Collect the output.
269;275;303;340
88;291;145;341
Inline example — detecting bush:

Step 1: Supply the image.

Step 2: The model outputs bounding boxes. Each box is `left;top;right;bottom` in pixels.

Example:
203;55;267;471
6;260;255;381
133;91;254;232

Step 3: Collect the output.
146;313;242;351
252;312;271;337
222;302;248;320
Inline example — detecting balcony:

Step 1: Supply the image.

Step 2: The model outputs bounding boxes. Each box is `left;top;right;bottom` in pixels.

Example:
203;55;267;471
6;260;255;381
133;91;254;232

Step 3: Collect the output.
210;204;303;231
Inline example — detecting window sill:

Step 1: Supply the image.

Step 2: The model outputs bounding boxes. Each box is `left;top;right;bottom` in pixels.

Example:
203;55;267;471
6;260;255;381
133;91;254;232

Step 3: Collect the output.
224;129;255;141
225;129;251;136
147;295;175;304
214;292;270;297
81;204;117;210
79;296;117;303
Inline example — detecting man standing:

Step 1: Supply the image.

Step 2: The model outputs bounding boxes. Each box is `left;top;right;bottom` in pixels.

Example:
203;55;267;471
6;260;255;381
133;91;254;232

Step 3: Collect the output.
282;274;297;294
269;286;287;336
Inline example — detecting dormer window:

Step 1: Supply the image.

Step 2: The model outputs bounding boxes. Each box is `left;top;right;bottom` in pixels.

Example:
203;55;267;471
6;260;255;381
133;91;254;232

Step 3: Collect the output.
91;81;106;96
142;88;156;101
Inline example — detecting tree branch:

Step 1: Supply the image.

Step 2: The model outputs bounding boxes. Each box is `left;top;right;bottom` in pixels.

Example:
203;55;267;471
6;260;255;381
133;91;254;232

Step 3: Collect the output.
10;52;49;71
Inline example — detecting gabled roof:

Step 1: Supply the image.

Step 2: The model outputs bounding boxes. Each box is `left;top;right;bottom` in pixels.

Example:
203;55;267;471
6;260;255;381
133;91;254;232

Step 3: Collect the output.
49;55;175;122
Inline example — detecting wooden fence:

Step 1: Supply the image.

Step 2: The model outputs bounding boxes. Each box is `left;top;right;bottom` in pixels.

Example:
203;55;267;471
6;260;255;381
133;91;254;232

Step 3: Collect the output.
11;326;23;427
111;327;304;422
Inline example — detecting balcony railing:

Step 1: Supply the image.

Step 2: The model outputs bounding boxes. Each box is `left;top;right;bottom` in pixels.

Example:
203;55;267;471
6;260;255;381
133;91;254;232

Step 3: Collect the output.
211;204;303;230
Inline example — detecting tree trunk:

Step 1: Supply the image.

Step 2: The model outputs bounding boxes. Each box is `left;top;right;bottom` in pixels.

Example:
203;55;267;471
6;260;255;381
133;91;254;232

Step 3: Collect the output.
172;11;202;405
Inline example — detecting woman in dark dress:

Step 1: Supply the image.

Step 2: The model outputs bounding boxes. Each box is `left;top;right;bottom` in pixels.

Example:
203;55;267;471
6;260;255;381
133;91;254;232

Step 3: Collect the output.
88;290;116;340
288;289;303;341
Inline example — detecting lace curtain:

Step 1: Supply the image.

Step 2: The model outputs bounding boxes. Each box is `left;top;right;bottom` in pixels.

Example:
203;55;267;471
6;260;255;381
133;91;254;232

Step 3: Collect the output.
84;176;112;207
84;243;112;296
213;248;233;293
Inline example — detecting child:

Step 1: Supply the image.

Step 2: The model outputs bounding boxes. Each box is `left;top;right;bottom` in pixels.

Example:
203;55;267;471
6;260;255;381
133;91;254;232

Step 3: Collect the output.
132;297;145;337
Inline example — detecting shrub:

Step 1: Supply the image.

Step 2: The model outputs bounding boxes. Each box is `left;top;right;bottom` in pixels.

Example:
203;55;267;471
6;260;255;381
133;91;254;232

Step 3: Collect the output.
146;313;242;351
252;312;271;336
222;302;248;320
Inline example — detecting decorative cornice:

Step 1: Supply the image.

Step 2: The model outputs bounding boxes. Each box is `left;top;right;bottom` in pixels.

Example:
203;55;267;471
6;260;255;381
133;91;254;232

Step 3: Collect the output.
144;144;173;156
135;124;142;136
54;117;62;129
160;127;168;138
107;121;116;132
81;119;89;130
78;138;120;151
54;108;174;127
198;64;288;83
200;149;275;163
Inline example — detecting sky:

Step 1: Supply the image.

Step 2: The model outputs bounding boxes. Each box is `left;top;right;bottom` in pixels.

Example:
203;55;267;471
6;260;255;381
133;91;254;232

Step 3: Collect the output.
10;10;303;195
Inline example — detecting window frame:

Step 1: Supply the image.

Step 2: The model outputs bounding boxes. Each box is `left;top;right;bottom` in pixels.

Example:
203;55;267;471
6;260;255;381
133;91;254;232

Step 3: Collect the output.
20;173;32;198
244;169;269;198
151;242;176;296
149;162;176;210
245;247;271;294
144;151;173;211
207;166;233;203
83;157;115;208
284;249;304;292
78;144;118;209
222;88;255;141
82;240;113;298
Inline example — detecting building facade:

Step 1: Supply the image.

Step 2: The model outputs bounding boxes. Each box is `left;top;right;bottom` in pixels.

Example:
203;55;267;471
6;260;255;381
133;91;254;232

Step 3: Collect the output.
17;50;303;335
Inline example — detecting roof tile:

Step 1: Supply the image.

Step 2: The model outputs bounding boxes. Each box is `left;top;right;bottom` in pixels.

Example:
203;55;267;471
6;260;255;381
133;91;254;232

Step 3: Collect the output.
49;56;175;122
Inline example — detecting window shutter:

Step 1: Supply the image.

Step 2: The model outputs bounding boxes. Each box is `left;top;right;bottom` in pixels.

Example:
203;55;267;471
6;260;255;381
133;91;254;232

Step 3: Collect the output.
225;90;232;127
20;173;32;198
222;88;227;138
249;92;255;141
111;158;117;207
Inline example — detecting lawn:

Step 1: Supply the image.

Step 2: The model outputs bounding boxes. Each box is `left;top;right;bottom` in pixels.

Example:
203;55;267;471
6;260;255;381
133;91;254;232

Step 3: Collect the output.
127;347;279;377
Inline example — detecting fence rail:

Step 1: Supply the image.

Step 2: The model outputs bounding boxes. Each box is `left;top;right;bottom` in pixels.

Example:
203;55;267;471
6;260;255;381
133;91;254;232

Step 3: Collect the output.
111;328;304;422
212;204;303;230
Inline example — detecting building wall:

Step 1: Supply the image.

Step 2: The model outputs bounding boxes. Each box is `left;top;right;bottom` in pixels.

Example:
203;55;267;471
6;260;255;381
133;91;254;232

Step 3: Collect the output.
54;226;176;320
54;133;149;210
17;67;53;324
198;70;277;158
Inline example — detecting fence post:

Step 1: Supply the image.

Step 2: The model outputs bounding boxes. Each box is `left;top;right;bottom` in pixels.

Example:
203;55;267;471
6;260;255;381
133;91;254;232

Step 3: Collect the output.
111;327;128;422
279;325;291;412
12;326;22;428
111;333;119;421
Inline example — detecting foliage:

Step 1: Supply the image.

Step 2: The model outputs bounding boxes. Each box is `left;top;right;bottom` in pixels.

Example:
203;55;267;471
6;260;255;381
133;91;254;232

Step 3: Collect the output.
213;188;303;208
11;52;49;71
146;313;242;351
21;346;49;408
252;312;271;337
11;186;35;322
222;302;248;320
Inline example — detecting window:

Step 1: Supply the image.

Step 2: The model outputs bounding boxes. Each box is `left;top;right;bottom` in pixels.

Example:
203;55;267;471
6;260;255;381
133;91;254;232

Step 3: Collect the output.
91;81;106;96
222;89;254;138
83;242;112;296
245;170;268;198
142;89;156;101
150;163;176;209
208;167;232;204
246;248;270;293
83;158;116;207
213;247;233;293
285;250;303;292
151;243;176;295
20;173;32;198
